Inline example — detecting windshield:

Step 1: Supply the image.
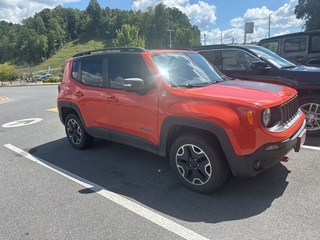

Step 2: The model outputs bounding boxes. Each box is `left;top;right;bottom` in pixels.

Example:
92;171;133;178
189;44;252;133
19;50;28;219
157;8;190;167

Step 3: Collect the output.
151;52;224;87
246;46;296;69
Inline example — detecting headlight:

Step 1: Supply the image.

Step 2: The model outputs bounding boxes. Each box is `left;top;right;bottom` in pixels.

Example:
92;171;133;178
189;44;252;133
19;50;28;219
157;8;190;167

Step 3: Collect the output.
262;108;271;127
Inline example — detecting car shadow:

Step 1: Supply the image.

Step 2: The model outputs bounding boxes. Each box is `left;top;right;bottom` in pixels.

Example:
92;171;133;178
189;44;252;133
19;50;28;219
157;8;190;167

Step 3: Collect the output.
304;136;320;147
28;138;290;224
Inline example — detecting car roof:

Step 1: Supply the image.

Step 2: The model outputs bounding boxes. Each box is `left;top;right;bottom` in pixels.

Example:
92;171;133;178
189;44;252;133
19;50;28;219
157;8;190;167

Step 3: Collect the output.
192;44;261;52
258;30;320;42
72;47;195;59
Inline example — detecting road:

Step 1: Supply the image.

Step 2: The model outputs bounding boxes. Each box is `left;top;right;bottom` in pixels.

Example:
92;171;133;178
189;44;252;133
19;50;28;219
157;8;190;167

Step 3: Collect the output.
0;85;319;240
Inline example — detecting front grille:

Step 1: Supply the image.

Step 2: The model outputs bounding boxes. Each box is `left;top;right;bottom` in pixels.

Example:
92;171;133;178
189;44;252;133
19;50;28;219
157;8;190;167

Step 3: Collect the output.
280;95;299;126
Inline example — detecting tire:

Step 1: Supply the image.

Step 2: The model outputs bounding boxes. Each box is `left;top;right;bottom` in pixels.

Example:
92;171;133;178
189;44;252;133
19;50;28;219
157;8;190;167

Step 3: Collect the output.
65;113;94;149
299;95;320;136
169;132;230;194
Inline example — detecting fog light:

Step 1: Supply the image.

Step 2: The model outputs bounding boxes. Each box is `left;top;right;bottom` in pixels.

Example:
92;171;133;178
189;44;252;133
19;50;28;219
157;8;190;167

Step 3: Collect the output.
253;160;261;170
265;145;279;151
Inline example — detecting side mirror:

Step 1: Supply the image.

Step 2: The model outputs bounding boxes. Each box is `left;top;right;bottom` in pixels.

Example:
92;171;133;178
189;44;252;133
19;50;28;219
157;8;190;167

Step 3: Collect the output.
250;61;271;71
123;78;144;92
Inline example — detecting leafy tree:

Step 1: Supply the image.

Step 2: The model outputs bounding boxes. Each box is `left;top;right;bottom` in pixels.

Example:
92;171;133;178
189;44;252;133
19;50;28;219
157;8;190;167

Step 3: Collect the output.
85;0;103;37
113;24;146;47
295;0;320;30
0;63;15;84
22;16;46;35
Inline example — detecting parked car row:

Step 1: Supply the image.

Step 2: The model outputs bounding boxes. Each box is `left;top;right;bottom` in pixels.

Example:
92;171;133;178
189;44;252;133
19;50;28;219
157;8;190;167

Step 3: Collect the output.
192;44;320;136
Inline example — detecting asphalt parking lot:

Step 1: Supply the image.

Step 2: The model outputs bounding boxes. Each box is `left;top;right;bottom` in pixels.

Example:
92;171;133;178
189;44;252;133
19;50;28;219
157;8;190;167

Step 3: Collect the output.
1;85;319;240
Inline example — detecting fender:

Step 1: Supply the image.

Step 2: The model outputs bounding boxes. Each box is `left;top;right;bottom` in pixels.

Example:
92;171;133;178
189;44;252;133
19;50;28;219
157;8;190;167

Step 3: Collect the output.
158;116;237;161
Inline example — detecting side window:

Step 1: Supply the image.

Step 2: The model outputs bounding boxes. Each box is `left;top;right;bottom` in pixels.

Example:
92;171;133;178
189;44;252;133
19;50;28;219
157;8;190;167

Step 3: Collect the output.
108;57;146;90
284;37;306;52
81;58;103;87
311;36;320;52
72;61;80;81
198;50;222;70
221;50;257;70
259;40;279;53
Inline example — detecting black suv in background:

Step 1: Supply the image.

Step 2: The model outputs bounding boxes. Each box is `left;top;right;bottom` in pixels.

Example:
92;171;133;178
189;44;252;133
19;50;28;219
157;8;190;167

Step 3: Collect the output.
258;30;320;67
193;44;320;136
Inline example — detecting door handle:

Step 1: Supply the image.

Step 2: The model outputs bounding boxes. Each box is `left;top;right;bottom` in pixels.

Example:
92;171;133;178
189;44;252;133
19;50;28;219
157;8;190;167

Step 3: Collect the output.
106;95;118;102
74;91;83;97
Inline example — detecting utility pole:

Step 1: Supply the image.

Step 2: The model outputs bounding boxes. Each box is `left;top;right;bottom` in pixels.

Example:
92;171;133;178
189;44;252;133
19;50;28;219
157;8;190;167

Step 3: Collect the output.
203;27;207;46
167;29;174;48
268;14;272;38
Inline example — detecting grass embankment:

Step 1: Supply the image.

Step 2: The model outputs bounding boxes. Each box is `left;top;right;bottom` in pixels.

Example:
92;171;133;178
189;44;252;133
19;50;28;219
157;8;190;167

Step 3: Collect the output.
37;39;107;75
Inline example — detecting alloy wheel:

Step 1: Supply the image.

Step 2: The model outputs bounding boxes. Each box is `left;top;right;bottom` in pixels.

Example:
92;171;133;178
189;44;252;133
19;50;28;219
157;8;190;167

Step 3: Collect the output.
300;102;320;132
175;144;211;185
66;119;82;145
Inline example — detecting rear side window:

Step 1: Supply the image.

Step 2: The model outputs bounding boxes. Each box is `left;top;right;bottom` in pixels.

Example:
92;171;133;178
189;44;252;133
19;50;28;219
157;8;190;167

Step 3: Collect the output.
311;36;320;52
284;37;306;52
81;58;103;87
198;50;222;69
72;61;80;81
259;40;279;54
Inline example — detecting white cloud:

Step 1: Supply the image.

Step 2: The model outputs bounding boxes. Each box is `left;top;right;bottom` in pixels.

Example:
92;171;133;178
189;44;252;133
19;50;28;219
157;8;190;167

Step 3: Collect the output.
213;0;304;44
132;0;217;28
229;0;304;31
0;0;79;23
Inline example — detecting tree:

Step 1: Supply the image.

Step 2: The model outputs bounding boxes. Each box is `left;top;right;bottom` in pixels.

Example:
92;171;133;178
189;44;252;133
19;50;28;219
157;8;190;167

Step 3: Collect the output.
85;0;103;37
113;24;146;47
0;63;15;84
295;0;320;30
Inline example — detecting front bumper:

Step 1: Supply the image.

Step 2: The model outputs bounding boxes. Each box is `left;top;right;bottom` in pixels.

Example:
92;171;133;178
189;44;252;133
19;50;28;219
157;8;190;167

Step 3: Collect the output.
227;120;307;177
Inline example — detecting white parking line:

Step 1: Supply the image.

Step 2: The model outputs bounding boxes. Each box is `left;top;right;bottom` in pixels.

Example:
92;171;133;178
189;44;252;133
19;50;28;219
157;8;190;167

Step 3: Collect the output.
302;145;320;151
4;143;209;240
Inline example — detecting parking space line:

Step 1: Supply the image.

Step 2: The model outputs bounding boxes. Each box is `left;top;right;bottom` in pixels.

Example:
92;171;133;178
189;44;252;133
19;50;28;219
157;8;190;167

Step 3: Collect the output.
46;107;58;112
302;145;320;151
4;143;209;240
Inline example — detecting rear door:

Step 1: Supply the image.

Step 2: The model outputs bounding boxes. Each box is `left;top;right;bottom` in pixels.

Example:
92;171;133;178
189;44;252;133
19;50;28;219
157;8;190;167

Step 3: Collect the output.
71;58;109;129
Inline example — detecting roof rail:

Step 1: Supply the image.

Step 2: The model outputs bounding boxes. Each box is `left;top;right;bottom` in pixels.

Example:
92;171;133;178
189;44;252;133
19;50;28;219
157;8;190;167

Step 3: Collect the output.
191;44;229;51
73;47;147;57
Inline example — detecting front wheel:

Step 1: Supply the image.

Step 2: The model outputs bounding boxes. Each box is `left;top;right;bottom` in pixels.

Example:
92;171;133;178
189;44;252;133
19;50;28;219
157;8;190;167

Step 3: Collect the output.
169;132;230;194
65;113;94;149
299;95;320;136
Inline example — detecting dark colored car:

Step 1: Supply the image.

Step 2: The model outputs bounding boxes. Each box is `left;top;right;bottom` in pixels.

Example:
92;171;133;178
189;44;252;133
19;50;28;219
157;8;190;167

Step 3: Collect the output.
194;44;320;136
258;30;320;67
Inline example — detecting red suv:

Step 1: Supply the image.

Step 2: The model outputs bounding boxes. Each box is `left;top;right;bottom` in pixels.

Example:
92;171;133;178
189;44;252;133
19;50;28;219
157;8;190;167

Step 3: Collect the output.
58;47;306;193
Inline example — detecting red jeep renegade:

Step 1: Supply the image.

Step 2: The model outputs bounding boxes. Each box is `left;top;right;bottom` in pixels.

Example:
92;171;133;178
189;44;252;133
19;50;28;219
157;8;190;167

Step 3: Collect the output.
57;47;306;193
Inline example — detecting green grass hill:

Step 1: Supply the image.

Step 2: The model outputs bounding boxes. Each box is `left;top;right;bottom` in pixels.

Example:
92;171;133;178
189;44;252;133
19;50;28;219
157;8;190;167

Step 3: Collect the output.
36;39;107;75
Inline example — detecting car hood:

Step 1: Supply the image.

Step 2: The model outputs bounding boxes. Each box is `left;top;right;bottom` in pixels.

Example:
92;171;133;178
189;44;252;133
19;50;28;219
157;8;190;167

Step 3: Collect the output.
182;80;296;108
285;64;320;73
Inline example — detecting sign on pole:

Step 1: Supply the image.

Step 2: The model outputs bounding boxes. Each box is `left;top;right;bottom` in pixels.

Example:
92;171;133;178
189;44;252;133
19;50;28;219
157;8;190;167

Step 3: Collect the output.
244;22;254;44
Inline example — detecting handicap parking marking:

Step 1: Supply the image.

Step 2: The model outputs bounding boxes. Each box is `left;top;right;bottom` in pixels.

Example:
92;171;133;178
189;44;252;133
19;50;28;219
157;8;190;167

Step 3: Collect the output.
4;143;209;240
46;107;58;112
1;118;42;128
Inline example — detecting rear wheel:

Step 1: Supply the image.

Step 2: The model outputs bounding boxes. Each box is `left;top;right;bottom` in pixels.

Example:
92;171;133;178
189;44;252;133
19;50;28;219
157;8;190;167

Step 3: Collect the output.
170;132;230;194
299;95;320;136
65;113;94;149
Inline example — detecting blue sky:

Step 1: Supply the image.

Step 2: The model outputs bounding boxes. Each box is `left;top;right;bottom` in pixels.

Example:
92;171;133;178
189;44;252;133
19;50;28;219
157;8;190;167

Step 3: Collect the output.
0;0;305;44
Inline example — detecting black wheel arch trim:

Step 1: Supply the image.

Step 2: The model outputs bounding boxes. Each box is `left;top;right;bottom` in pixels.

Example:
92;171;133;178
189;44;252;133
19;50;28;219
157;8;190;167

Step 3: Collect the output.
158;117;237;160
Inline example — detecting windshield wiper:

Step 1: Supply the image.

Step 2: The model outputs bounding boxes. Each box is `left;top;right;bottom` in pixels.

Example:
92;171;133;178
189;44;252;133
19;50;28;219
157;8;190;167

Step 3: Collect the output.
171;81;219;88
281;65;296;69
